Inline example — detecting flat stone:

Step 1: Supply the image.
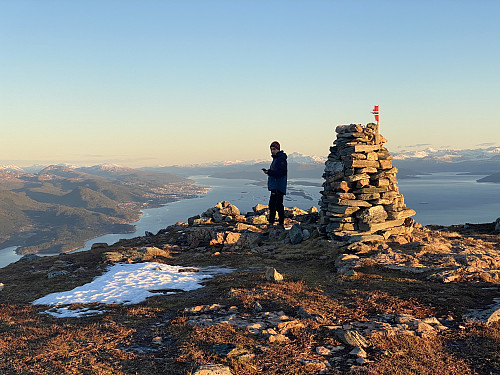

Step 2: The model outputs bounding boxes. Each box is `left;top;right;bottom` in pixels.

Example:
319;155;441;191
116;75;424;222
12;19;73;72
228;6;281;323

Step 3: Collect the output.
268;333;290;344
464;302;500;324
357;193;380;200
347;160;380;168
346;173;370;182
357;206;388;224
349;346;367;358
353;187;389;194
336;200;372;207
325;161;344;173
334;329;369;348
387;208;416;220
193;364;233;375
327;205;360;215
358;219;405;233
379;160;393;169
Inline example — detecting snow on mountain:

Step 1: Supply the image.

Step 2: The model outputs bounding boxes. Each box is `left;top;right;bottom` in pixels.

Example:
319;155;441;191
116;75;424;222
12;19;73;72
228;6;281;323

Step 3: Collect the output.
77;164;137;175
392;146;500;162
287;152;326;164
0;165;25;172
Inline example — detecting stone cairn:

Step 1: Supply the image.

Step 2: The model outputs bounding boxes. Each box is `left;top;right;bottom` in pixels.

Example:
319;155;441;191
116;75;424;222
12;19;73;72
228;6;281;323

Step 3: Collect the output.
319;123;416;241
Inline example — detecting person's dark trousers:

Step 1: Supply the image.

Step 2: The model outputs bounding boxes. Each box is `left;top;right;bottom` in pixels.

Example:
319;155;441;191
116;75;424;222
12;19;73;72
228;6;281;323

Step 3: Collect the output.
268;189;285;225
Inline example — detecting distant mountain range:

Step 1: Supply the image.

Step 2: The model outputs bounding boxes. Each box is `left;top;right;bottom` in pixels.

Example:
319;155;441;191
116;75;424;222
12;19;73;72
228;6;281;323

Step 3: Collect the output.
390;146;500;178
0;165;205;255
142;147;500;181
3;146;500;185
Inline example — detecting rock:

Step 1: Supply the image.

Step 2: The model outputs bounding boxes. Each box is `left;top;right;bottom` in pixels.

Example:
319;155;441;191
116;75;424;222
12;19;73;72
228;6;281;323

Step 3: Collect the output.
145;231;154;237
325;160;344;173
349;346;367;358
463;299;500;324
334;329;369;348
357;206;388;224
234;223;261;233
335;254;361;274
253;204;268;214
193;364;233;375
277;320;305;333
218;201;240;216
152;336;163;345
250;215;268;225
316;346;332;356
297;306;313;319
268;333;289;344
211;343;237;356
288;224;303;244
236;233;262;247
495;217;500;232
188;215;201;225
265;267;284;282
346;234;385;243
213;212;223;223
91;243;108;249
224;232;241;245
20;254;40;262
302;229;311;240
356;357;369;365
47;270;70;279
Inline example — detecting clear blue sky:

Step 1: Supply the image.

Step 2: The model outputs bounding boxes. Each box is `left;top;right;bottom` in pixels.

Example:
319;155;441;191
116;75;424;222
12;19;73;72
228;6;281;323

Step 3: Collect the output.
1;0;499;167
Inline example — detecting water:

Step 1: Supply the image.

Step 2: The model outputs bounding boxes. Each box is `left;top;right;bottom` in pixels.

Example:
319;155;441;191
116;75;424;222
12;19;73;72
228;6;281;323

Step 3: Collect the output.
0;247;22;267
0;176;321;268
398;173;500;226
1;173;500;268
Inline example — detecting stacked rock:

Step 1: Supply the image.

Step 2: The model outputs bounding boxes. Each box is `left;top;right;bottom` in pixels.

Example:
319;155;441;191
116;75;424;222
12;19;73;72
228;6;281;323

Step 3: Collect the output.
319;123;415;241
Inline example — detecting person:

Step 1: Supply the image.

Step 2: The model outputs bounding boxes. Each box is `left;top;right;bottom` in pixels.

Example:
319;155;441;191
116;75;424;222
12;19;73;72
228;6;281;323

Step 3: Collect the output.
262;141;287;227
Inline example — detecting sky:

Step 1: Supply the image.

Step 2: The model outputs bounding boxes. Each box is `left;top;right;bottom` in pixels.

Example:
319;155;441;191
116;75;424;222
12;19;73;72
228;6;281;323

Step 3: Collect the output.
1;0;499;167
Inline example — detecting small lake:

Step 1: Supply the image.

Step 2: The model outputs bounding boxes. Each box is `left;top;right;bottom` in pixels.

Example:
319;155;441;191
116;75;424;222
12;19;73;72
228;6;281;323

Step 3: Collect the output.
1;173;500;268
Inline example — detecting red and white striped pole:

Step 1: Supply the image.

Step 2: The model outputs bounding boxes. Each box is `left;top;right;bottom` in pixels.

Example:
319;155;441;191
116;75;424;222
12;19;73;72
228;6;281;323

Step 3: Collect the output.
372;105;380;144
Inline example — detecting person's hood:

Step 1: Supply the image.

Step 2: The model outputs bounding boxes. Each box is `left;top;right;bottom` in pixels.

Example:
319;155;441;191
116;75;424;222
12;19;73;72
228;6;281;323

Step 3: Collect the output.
272;150;287;159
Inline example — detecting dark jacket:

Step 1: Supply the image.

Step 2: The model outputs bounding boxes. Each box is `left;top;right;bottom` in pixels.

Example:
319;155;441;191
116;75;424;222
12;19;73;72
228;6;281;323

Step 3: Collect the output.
267;150;287;194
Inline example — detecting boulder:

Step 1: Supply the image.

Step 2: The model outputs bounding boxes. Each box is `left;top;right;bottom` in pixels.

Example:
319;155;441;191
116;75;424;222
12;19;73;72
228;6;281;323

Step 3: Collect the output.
188;215;201;225
224;232;241;245
288;224;304;244
265;267;284;282
250;215;267;225
253;204;268;214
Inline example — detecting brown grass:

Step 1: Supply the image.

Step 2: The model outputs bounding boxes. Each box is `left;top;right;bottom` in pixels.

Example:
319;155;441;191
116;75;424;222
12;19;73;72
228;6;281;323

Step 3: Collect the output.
0;224;499;374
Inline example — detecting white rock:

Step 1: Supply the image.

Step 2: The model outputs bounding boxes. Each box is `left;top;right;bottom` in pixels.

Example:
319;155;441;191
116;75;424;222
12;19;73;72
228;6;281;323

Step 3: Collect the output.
265;267;284;282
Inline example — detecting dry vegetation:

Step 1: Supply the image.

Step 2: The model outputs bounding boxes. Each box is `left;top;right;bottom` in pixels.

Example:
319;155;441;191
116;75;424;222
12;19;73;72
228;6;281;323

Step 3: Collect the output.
0;222;499;374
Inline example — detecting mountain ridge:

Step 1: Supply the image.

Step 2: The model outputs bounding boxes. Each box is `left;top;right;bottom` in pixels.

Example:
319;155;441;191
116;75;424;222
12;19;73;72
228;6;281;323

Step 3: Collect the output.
0;165;206;255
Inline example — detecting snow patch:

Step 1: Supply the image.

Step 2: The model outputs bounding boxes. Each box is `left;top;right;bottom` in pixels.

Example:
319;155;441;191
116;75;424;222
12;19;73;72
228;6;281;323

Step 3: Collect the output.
33;263;234;317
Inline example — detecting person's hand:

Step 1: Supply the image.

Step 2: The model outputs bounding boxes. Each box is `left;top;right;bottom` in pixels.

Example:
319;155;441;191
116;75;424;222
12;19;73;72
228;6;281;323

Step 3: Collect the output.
262;168;268;174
